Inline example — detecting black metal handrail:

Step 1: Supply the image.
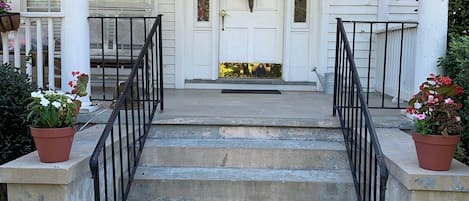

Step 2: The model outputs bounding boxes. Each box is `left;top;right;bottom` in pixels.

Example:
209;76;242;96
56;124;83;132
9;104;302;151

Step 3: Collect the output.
88;16;159;101
333;18;388;201
89;14;163;201
341;20;418;109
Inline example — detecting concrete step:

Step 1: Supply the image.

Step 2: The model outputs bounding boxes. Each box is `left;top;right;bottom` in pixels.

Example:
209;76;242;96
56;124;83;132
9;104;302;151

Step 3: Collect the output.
140;139;348;170
128;167;356;201
149;124;343;142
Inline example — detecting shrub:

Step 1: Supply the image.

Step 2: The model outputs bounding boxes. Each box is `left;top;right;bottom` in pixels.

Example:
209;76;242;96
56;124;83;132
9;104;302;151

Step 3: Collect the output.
438;35;469;164
0;64;35;165
449;0;469;37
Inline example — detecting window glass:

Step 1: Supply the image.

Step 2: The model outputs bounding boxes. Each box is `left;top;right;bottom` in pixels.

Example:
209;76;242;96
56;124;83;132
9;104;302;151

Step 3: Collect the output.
294;0;307;23
198;0;210;22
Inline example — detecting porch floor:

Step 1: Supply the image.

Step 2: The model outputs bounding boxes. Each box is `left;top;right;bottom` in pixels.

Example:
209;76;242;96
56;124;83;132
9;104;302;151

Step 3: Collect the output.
87;89;412;129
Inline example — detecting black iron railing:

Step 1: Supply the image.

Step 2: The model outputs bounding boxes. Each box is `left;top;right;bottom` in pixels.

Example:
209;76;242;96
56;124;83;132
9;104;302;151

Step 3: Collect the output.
333;18;388;201
89;15;163;201
340;20;418;109
88;16;159;101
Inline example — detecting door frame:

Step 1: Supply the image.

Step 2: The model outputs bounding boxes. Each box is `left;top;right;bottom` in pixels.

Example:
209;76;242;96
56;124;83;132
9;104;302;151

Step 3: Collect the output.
176;0;325;88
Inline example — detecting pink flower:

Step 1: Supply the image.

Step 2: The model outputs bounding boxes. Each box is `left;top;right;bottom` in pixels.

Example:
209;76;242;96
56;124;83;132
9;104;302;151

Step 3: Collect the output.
445;98;454;105
427;95;435;104
417;114;426;120
72;71;80;77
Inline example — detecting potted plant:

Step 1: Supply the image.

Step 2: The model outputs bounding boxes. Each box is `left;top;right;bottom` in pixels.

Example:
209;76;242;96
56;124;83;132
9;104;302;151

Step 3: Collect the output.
27;72;88;163
0;0;20;32
406;74;464;171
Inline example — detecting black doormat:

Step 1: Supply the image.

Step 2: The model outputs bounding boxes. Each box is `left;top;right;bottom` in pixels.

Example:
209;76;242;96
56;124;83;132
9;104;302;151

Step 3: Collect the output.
221;89;282;94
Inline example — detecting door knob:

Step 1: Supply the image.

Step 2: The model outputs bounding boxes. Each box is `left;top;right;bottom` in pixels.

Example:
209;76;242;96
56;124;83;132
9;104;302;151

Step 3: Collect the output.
219;10;229;17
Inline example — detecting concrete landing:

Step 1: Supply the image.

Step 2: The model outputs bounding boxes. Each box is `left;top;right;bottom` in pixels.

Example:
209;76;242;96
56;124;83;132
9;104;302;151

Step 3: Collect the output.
84;89;412;129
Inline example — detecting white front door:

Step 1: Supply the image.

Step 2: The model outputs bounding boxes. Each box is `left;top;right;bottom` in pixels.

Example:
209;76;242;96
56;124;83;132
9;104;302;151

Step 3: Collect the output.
219;0;284;65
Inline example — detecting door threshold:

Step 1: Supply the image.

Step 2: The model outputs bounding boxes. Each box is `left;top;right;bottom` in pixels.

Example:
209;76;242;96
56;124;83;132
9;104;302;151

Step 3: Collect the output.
186;79;316;86
184;79;320;92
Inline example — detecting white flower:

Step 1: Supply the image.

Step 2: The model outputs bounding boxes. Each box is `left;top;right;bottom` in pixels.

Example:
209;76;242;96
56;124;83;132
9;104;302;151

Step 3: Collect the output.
44;90;54;95
414;102;422;109
67;98;73;104
66;94;75;100
52;101;62;108
31;91;44;99
40;98;50;107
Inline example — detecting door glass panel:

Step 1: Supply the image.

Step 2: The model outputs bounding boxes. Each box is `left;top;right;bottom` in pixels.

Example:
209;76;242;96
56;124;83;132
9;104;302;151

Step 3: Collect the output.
294;0;307;23
197;0;210;21
219;62;282;79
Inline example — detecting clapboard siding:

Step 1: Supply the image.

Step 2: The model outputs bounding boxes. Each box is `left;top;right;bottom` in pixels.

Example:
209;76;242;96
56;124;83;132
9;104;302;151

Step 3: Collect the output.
158;0;176;88
327;0;418;91
388;0;418;21
327;0;379;88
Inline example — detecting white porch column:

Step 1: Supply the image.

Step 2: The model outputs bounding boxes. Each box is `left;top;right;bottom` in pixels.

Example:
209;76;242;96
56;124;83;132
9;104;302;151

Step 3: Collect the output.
413;0;448;92
61;0;92;107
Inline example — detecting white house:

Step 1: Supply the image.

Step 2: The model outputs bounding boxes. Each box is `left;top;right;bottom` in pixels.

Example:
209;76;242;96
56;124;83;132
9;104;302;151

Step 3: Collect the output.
8;0;447;95
2;1;468;201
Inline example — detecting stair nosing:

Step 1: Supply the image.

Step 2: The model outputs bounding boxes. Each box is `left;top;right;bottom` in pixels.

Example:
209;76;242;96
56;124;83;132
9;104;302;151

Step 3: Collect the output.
134;167;354;184
144;139;346;151
152;116;341;128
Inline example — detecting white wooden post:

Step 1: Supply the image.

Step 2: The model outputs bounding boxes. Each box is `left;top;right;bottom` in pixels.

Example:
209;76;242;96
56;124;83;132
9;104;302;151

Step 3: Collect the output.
25;18;32;77
48;18;55;90
1;32;8;64
413;0;448;91
14;31;20;67
36;19;43;88
61;0;92;108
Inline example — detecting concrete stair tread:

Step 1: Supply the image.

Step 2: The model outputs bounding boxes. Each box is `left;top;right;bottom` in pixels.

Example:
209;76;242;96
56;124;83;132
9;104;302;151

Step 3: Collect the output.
145;138;346;151
152;116;340;128
135;167;354;184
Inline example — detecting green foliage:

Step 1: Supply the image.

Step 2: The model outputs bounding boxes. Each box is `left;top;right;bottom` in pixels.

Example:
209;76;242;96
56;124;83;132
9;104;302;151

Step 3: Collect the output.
27;90;79;128
0;63;35;165
449;0;469;37
439;35;469;164
407;75;464;136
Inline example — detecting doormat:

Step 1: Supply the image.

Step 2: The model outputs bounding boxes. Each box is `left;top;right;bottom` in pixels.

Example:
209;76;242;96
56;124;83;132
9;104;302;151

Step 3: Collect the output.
221;89;282;94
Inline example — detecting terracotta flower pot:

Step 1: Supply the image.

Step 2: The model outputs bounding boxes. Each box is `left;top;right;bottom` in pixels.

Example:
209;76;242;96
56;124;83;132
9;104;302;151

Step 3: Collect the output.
412;133;460;171
0;13;20;32
30;127;76;163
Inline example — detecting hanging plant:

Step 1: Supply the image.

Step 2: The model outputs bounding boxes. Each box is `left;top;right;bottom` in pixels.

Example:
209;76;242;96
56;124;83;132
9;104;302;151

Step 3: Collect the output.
248;0;254;13
0;0;20;32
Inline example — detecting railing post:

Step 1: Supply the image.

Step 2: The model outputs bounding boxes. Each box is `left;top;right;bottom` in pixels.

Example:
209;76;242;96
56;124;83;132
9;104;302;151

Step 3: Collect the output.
47;18;55;90
25;18;32;77
333;18;341;117
36;19;43;88
1;32;8;63
14;31;20;67
158;15;164;111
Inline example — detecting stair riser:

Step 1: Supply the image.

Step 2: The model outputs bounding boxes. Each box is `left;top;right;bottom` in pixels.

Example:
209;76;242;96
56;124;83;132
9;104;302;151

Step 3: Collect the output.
149;125;343;141
140;146;348;170
128;180;356;201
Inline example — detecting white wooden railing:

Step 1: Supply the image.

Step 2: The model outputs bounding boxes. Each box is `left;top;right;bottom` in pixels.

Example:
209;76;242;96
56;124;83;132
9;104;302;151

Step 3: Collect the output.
1;12;63;89
375;26;417;102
